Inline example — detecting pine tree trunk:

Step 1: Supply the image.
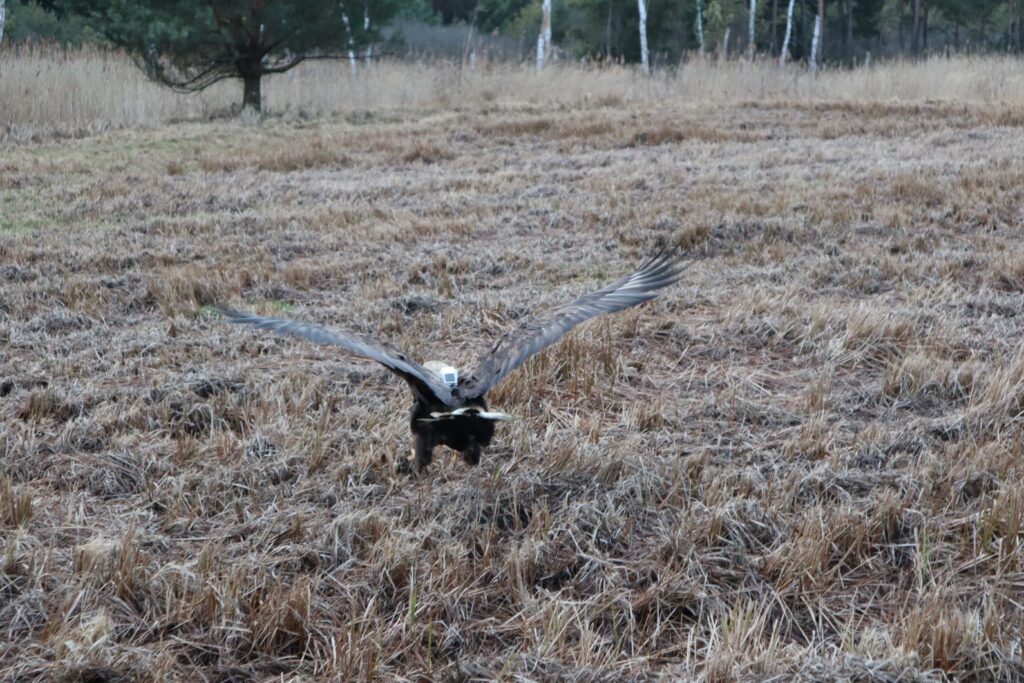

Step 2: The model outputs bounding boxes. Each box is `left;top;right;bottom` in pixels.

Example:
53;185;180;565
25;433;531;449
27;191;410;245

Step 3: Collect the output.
898;0;905;53
771;0;779;53
1009;0;1016;53
606;0;613;59
911;0;921;55
242;72;262;112
748;0;757;58
1016;0;1022;53
780;0;796;65
845;0;853;62
922;0;928;53
800;0;808;58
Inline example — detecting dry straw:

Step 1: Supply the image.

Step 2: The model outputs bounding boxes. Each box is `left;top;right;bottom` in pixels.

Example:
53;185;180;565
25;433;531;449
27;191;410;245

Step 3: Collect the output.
2;45;1024;139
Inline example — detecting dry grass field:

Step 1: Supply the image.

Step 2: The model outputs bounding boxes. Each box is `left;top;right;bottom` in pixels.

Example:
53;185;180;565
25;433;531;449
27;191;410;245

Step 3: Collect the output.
3;55;1024;681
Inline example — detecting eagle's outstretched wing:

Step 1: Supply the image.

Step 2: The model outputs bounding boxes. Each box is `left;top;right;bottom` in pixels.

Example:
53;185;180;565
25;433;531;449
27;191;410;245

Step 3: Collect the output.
460;248;686;399
217;308;454;405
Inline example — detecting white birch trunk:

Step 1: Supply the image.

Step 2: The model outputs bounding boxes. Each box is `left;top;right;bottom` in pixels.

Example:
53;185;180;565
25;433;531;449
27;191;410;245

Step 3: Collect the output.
696;0;705;57
0;0;6;47
779;0;796;65
342;13;357;76
543;0;552;58
637;0;650;74
809;14;822;71
537;0;552;70
363;3;372;66
722;27;731;57
748;0;757;58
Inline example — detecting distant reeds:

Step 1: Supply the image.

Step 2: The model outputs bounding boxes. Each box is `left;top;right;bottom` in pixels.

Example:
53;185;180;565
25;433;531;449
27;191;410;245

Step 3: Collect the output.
2;44;1024;140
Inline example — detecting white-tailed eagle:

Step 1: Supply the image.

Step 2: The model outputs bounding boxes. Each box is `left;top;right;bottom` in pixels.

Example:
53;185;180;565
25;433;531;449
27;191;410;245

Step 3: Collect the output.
219;248;685;473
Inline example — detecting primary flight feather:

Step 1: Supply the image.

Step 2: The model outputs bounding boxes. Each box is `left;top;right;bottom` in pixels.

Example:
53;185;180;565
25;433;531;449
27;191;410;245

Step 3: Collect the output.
219;247;687;473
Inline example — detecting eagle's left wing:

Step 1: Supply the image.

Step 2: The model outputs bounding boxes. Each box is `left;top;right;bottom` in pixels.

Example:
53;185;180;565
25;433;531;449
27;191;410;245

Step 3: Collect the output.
460;247;686;399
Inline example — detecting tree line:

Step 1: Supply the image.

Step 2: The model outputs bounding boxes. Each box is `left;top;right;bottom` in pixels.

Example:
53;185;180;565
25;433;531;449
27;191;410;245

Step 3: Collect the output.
0;0;1020;112
438;0;1021;64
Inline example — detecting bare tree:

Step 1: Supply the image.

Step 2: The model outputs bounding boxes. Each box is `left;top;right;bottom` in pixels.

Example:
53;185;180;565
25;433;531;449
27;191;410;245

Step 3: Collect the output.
696;0;705;57
748;0;757;58
809;0;823;71
537;0;552;70
638;0;650;73
780;0;796;65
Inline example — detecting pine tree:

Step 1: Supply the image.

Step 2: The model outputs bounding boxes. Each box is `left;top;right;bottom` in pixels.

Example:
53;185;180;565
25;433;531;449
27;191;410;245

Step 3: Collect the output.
58;0;400;112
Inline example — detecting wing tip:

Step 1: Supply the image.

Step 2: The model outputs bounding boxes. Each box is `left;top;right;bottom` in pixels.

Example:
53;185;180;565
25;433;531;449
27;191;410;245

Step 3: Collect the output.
213;305;252;323
634;244;690;291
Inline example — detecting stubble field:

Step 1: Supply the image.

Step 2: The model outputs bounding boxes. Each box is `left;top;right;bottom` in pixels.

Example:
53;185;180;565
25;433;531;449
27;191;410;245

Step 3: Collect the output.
3;72;1024;680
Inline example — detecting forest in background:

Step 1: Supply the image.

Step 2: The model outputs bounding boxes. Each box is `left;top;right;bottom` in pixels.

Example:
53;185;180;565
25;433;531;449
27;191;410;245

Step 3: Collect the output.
2;0;1021;67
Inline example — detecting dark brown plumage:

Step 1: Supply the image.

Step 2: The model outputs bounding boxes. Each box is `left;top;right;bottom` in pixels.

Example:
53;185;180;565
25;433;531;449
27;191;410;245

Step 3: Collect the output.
219;247;686;473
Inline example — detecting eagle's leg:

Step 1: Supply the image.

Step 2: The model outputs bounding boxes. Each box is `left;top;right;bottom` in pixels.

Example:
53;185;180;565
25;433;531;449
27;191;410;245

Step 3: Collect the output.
413;432;434;473
461;439;482;466
396;433;433;475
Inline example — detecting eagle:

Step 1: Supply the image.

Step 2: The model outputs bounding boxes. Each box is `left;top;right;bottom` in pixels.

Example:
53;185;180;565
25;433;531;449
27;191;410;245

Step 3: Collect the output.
219;248;685;473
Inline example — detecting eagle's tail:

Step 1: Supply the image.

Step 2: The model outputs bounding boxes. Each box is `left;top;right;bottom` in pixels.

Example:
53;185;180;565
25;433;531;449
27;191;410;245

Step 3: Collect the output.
419;407;513;423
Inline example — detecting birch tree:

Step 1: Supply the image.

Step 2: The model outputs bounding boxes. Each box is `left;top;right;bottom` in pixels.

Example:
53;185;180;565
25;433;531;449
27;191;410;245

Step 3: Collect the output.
342;12;357;76
363;2;371;66
0;0;5;47
779;0;796;65
748;0;757;58
809;0;823;71
696;0;705;56
637;0;650;74
537;0;552;70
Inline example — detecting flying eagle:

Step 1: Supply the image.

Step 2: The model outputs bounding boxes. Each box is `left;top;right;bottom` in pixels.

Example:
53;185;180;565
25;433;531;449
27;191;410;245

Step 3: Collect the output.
219;248;685;473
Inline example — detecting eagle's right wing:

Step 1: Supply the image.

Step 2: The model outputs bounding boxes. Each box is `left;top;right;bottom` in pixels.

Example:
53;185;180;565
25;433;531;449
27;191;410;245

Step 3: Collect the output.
218;308;454;406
